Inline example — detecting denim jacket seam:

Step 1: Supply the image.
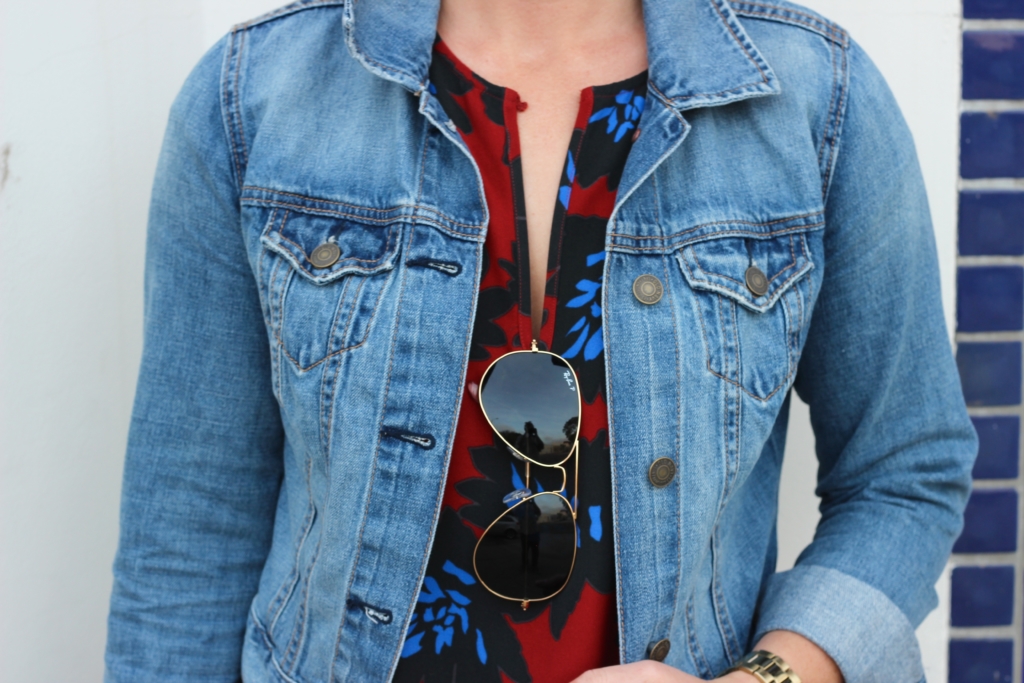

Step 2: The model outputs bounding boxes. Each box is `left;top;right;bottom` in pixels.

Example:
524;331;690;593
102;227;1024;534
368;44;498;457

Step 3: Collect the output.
273;218;399;272
270;256;289;395
221;27;249;192
686;243;810;315
321;280;361;455
729;2;848;46
268;464;315;634
320;277;354;447
242;191;481;231
656;249;685;629
342;2;427;93
611;219;825;253
685;595;714;677
247;196;483;241
687;235;797;291
710;0;771;83
711;530;743;661
820;36;849;204
251;608;305;683
612;211;824;240
267;498;316;635
680;241;798;401
600;259;628;662
330;227;412;683
383;229;482;682
263;209;393;372
654;176;685;630
274;273;385;373
282;526;324;673
234;0;346;33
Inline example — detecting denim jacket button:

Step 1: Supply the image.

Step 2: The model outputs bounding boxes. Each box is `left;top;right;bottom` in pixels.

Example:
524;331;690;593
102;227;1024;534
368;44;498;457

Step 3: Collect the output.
649;458;677;488
648;638;671;662
633;274;663;304
309;242;341;268
745;265;769;296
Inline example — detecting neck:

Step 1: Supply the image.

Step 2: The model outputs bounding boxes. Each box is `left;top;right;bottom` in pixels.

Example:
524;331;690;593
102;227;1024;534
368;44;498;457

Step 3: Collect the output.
437;0;645;78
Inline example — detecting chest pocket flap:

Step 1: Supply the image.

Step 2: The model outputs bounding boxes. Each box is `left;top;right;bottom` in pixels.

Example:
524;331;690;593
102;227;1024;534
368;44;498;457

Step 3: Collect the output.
676;226;820;401
260;207;401;371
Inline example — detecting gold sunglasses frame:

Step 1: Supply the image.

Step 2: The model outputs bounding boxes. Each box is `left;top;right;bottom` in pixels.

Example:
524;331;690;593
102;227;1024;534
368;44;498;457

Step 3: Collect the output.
473;340;582;610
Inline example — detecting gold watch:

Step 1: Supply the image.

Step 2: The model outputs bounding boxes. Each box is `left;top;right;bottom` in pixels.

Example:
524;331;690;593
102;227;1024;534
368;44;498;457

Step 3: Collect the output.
725;650;802;683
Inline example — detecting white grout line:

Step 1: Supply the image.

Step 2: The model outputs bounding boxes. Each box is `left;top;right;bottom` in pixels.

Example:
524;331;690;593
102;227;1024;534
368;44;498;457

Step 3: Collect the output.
950;626;1017;639
958;256;1024;266
960;179;1024;191
972;478;1022;489
956;332;1024;342
963;19;1024;30
962;100;1024;112
968;406;1024;417
951;552;1020;565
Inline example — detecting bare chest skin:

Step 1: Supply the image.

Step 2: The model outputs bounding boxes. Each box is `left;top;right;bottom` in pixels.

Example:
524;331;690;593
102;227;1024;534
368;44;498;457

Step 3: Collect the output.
437;5;647;339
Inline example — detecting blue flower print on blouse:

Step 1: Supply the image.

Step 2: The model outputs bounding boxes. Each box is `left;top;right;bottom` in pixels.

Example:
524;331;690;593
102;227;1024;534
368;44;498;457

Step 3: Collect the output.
402;560;487;664
589;89;645;142
563;252;606;361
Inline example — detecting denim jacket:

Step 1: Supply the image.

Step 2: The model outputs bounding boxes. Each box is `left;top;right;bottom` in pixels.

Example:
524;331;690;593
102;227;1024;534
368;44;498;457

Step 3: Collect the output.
105;1;976;681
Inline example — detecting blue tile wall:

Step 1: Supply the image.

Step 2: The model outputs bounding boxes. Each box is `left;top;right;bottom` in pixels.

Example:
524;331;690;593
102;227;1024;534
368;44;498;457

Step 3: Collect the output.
961;112;1024;179
949;640;1014;683
957;267;1024;332
960;192;1024;256
963;32;1024;100
964;0;1024;18
954;490;1019;553
955;5;1023;680
951;566;1015;626
972;416;1021;479
957;342;1023;406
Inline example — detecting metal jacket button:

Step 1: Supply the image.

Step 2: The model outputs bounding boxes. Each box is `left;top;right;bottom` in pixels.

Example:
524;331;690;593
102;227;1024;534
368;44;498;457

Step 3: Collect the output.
745;265;768;297
310;242;341;268
633;274;663;305
648;458;677;488
648;638;671;662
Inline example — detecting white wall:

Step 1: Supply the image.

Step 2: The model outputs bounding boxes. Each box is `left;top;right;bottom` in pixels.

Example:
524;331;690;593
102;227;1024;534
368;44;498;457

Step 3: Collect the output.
0;1;961;681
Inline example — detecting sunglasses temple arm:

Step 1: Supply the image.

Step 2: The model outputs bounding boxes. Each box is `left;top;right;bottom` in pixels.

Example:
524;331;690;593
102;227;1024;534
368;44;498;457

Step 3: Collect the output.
572;444;579;519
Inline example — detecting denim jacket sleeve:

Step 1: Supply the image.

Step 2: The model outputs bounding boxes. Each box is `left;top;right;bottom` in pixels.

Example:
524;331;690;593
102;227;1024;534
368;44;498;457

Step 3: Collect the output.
751;39;977;683
104;36;284;682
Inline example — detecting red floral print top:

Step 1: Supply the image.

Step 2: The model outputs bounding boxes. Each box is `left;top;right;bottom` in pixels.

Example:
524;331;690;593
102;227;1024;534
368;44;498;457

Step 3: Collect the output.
392;39;647;683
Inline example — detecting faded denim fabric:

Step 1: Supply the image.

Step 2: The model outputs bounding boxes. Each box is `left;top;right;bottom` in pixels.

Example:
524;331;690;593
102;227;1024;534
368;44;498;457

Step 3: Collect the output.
104;1;977;682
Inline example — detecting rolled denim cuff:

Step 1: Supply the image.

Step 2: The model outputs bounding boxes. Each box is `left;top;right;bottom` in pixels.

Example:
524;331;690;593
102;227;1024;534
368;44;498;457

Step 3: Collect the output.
753;564;924;683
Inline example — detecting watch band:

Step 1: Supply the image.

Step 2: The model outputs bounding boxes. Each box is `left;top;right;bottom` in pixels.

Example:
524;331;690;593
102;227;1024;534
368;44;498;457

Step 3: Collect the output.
725;650;802;683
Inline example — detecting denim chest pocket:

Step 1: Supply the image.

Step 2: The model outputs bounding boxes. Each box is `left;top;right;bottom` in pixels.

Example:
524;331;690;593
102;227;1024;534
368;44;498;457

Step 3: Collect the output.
676;230;816;401
259;208;400;371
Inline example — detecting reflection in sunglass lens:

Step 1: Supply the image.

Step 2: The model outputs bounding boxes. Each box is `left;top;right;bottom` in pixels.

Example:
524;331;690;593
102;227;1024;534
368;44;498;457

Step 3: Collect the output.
474;492;576;601
479;353;579;466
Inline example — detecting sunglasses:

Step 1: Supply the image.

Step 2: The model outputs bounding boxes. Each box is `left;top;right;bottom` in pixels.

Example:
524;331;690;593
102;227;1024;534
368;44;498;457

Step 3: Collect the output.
473;340;582;610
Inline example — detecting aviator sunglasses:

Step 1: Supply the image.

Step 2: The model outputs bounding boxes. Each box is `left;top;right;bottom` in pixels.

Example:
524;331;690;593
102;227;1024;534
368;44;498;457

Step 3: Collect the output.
473;340;581;610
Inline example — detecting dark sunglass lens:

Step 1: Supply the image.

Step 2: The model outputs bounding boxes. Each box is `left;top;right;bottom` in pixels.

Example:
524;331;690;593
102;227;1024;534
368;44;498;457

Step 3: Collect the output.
480;353;579;465
475;493;576;602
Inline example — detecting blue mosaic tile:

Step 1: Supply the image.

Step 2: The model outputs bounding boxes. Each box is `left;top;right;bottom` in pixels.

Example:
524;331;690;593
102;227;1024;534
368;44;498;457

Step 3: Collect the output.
963;32;1024;100
953;490;1018;553
950;566;1014;626
957;266;1024;332
961;112;1024;179
964;0;1024;19
949;640;1013;683
972;416;1020;479
957;342;1022;406
960;192;1024;256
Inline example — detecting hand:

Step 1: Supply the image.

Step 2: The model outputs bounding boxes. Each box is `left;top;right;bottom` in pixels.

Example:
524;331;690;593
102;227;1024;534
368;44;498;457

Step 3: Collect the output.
570;661;752;683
